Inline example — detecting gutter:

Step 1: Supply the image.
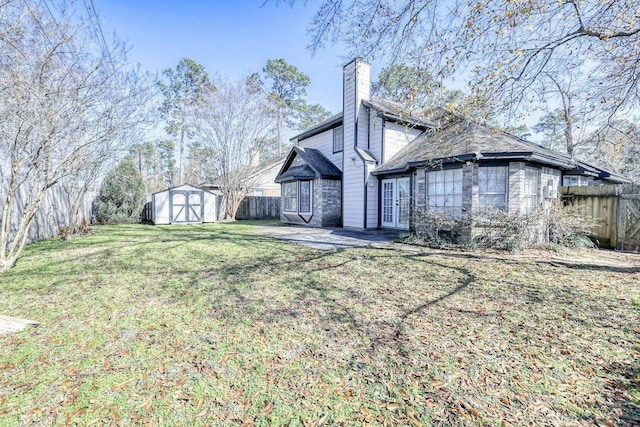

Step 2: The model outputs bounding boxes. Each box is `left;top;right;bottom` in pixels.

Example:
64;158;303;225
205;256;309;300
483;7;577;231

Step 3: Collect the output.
372;151;581;176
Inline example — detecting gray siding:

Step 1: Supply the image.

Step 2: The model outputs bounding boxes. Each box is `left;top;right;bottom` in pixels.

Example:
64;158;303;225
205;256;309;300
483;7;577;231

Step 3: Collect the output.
298;128;343;172
383;123;422;163
342;58;370;229
508;162;525;214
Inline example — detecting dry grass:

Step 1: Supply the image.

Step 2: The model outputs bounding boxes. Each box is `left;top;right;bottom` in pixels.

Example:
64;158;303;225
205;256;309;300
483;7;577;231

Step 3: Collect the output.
0;222;638;426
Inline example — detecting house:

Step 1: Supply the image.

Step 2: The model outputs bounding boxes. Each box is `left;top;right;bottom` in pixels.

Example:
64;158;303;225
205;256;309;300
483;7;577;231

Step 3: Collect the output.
275;57;629;234
201;155;285;198
200;155;285;220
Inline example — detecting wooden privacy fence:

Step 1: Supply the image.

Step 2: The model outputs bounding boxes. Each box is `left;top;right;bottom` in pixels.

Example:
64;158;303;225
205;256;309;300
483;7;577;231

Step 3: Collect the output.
235;196;280;220
560;184;640;252
0;184;98;245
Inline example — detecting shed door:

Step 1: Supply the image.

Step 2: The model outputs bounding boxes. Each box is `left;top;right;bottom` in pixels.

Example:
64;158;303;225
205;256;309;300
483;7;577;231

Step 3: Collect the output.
169;190;204;223
381;177;410;229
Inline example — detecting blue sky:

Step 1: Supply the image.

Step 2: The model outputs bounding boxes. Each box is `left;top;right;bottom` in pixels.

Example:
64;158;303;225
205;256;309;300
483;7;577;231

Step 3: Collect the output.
93;0;355;114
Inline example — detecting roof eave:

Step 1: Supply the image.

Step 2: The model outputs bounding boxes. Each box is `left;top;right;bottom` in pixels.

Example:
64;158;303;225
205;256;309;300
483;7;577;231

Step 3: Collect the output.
290;115;343;142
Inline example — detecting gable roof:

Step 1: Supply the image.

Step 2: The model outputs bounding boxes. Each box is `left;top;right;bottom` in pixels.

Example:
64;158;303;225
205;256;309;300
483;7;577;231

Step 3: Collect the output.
275;147;342;183
373;118;630;183
290;97;435;143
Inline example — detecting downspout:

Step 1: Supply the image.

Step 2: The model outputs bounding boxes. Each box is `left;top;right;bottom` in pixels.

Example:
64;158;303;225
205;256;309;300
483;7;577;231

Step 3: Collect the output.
381;119;386;163
409;172;414;231
377;178;382;228
364;163;368;229
378;119;386;228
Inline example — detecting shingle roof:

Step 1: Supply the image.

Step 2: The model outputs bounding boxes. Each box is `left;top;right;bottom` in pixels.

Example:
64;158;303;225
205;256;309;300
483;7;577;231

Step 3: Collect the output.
290;113;342;142
275;147;342;183
374;118;578;174
364;97;435;128
373;118;630;183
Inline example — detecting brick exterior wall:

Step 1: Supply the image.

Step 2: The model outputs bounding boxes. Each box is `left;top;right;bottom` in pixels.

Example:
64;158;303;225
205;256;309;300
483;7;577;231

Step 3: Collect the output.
410;161;562;245
280;178;342;227
320;179;342;226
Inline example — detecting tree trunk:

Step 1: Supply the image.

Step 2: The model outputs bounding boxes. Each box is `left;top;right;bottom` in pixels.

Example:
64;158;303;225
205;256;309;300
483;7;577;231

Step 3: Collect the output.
564;103;574;158
0;186;46;272
179;126;185;185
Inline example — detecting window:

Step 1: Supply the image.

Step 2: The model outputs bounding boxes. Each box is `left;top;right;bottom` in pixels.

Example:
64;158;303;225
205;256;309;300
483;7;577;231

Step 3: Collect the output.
427;168;463;218
282;182;297;212
563;175;589;187
333;126;343;153
299;181;311;213
478;166;508;211
523;167;540;212
282;180;313;214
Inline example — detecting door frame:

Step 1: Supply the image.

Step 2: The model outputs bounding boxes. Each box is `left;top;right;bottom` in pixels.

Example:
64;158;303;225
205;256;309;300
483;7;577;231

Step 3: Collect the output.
169;189;204;224
380;177;410;229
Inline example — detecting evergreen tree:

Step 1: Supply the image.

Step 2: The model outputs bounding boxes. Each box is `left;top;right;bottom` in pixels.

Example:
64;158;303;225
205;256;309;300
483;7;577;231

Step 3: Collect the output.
96;156;146;224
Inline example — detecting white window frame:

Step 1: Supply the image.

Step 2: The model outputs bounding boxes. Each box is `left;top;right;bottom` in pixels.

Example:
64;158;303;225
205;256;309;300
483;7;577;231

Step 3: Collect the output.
478;166;508;211
523;167;540;212
282;181;297;212
298;180;312;214
426;167;464;219
333;126;343;153
282;180;313;214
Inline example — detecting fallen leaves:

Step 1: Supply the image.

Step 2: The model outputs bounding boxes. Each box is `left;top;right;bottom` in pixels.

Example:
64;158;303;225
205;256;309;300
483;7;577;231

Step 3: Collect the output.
1;224;639;426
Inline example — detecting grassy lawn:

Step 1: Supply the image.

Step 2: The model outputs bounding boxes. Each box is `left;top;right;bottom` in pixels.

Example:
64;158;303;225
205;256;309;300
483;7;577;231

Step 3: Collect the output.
0;222;639;426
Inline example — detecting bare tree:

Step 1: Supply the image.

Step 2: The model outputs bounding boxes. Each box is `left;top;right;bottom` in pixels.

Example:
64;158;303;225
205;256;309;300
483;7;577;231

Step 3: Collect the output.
0;0;152;272
278;0;640;121
196;77;276;219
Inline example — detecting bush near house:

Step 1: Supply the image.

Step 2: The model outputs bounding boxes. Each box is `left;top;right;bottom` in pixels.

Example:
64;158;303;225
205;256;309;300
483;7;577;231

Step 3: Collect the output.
410;200;596;250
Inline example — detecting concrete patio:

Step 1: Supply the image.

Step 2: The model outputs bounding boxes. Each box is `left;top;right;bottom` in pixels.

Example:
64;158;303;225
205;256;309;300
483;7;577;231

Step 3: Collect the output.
255;224;402;250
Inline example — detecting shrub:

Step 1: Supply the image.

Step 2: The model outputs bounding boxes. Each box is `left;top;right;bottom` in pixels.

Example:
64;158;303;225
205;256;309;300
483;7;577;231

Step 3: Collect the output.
471;209;543;251
58;219;94;240
95;156;146;224
408;208;466;248
408;200;596;251
546;199;597;248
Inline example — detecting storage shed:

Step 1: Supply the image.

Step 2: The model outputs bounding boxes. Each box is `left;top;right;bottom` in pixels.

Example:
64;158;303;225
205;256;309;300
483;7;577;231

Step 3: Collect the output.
151;184;217;225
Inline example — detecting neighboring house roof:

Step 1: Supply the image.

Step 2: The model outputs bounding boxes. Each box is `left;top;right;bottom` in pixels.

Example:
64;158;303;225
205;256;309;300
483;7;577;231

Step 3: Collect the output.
275;147;342;183
290;97;434;143
201;154;287;189
373;118;630;183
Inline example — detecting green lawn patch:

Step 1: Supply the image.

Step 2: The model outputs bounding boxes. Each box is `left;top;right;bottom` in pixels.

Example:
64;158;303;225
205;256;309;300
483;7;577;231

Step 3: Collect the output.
1;222;639;426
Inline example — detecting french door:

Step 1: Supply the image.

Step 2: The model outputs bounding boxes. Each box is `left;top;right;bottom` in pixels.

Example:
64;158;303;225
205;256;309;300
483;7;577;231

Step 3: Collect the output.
381;177;410;229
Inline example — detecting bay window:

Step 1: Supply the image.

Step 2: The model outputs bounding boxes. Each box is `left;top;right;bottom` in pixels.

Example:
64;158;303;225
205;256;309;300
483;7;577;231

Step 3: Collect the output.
282;180;312;214
299;181;311;213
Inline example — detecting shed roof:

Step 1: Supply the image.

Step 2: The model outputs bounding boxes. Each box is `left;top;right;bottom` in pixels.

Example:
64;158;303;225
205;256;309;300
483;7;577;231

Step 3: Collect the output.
152;183;216;196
